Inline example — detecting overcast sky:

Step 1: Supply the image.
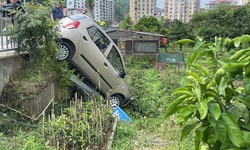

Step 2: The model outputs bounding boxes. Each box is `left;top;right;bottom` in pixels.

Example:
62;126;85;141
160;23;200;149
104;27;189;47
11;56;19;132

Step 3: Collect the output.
157;0;241;9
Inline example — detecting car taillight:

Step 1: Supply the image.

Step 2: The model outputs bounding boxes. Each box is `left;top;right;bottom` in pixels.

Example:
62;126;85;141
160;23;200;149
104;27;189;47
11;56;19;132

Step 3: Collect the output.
63;21;80;29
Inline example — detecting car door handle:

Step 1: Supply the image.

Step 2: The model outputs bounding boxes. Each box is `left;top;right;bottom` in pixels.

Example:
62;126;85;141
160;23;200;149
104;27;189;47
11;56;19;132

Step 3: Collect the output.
83;35;87;41
104;62;108;68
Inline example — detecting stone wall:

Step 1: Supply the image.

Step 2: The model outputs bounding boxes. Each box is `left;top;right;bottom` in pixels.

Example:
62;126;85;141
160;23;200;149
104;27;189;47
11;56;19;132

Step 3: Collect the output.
0;54;22;96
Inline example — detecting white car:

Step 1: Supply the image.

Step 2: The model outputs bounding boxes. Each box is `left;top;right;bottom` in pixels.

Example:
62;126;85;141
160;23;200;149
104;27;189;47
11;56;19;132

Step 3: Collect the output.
56;14;131;108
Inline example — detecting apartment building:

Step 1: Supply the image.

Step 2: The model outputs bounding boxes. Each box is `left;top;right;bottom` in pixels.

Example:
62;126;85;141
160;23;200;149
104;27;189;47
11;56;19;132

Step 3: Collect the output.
108;0;115;22
241;0;249;5
205;0;238;9
130;0;157;23
164;0;200;22
72;0;113;22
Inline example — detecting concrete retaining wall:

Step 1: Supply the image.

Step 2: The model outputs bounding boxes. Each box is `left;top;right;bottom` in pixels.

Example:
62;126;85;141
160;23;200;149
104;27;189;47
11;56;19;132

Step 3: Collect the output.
0;54;22;96
26;82;72;118
0;54;72;118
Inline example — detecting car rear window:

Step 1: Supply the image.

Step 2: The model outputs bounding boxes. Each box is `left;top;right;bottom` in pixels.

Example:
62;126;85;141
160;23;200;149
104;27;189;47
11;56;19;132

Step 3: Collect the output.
69;14;87;21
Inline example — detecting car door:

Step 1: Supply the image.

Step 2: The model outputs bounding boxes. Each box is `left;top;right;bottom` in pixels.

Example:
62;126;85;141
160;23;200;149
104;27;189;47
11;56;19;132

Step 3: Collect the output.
77;25;111;89
97;44;126;95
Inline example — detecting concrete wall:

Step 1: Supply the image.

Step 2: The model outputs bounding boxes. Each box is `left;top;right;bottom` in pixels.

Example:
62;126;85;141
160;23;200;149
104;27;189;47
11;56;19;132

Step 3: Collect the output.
26;82;72;118
0;54;72;118
0;54;22;96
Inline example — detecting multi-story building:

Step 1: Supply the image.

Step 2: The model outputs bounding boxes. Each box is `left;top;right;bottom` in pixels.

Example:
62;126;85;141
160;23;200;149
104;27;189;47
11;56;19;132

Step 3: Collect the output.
72;0;112;22
241;0;249;5
94;0;109;21
205;0;238;9
164;0;200;22
108;0;115;22
130;0;157;23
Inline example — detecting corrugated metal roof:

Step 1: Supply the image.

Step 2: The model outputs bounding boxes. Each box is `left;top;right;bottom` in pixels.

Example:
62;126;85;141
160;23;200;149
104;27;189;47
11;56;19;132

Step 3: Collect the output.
106;29;166;37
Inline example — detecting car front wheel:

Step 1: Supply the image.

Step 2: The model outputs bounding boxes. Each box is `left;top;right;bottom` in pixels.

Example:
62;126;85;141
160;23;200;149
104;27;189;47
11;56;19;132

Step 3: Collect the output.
109;95;123;109
55;42;72;61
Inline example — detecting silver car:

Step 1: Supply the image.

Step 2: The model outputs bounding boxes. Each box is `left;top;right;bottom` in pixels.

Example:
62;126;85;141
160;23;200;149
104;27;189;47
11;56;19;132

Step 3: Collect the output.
56;14;131;108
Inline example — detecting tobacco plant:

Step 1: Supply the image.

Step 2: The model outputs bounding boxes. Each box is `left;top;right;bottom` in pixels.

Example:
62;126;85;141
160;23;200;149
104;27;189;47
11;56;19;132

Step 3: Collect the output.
165;35;250;149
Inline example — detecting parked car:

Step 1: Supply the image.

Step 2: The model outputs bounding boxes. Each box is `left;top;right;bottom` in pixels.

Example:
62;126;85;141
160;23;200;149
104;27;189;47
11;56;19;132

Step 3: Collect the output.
55;14;131;108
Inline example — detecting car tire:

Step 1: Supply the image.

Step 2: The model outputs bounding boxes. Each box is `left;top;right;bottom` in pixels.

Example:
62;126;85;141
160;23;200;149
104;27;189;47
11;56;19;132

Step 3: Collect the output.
109;94;124;109
55;42;72;62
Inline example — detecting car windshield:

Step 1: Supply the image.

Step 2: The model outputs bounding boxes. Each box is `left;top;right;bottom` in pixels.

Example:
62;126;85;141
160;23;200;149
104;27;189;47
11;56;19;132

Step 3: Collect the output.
87;26;111;53
106;46;124;74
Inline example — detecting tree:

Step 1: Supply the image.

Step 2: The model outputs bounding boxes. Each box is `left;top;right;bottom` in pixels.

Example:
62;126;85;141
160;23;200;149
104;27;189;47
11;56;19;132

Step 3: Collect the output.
10;1;60;61
119;15;133;30
190;4;250;42
165;36;250;149
168;19;195;51
134;15;161;33
114;0;129;21
86;0;95;18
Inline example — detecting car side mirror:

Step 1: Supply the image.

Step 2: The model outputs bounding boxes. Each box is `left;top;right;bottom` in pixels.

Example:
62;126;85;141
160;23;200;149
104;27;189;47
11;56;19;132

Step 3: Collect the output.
120;71;126;79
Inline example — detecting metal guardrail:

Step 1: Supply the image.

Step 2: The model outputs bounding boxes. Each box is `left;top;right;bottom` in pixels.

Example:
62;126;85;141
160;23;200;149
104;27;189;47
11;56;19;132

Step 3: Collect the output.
0;7;19;53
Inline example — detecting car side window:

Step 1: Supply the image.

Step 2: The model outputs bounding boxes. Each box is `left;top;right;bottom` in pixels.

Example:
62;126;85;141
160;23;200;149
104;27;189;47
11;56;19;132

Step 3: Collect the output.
87;26;111;53
107;46;123;74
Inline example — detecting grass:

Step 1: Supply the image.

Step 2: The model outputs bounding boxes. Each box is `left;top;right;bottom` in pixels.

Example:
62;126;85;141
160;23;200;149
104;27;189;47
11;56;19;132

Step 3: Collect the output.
111;56;194;149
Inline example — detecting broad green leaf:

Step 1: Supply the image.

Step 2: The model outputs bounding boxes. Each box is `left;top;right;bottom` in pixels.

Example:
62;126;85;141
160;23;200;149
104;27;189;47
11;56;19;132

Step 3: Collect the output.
175;105;197;125
219;77;228;97
172;39;195;44
187;70;201;81
190;64;209;77
193;88;201;101
208;102;221;120
240;131;250;148
234;38;241;47
225;87;234;103
164;105;186;118
230;49;250;60
171;90;194;97
207;128;218;145
195;136;200;150
243;76;250;99
245;64;250;76
187;49;211;70
180;122;200;141
222;62;249;71
227;106;241;121
207;114;216;128
221;113;242;147
215;118;227;143
198;101;208;119
206;51;217;75
215;68;226;85
233;95;250;109
234;103;249;122
164;95;189;118
238;122;250;131
195;125;209;141
194;41;206;50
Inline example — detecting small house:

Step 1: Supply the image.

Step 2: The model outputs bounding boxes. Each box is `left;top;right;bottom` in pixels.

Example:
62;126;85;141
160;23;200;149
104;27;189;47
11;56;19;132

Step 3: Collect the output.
106;29;165;56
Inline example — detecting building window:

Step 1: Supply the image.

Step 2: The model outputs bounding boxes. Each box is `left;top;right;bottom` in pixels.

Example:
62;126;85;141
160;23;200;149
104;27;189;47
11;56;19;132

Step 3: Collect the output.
134;41;158;53
175;11;178;14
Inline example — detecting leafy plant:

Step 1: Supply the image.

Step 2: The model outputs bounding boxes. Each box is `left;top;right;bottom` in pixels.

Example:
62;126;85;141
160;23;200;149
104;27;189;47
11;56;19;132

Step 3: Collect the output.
165;35;250;149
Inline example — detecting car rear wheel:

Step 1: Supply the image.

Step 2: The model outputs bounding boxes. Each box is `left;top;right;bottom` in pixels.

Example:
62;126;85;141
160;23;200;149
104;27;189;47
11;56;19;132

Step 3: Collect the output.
55;42;72;61
109;94;123;109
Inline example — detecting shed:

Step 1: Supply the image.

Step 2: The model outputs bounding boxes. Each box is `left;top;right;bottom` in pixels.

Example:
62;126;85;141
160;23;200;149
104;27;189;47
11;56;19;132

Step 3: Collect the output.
106;29;165;56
